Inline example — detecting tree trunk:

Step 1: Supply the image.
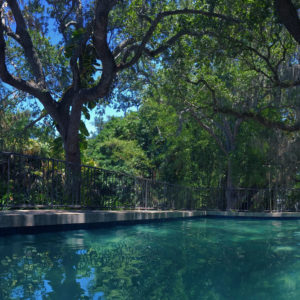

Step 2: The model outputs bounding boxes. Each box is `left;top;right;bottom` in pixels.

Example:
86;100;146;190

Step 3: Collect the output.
225;158;236;210
64;134;81;206
65;138;81;166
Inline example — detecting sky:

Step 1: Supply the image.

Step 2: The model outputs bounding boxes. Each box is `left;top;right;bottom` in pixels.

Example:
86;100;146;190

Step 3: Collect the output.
85;106;126;134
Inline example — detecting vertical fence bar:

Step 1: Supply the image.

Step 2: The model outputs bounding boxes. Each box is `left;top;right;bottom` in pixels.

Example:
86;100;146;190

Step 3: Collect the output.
145;180;148;209
51;159;54;207
269;188;272;212
6;154;10;207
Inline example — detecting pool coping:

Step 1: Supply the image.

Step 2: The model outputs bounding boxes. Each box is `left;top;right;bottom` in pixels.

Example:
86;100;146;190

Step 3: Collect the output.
1;209;300;235
0;210;206;235
206;210;300;219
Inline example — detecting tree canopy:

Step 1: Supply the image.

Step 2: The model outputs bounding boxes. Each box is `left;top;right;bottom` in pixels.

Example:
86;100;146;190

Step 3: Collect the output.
0;0;300;207
1;0;300;165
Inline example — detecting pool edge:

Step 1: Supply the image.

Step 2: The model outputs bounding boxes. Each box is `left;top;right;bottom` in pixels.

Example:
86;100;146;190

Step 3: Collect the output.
2;209;300;235
206;210;300;219
0;210;206;235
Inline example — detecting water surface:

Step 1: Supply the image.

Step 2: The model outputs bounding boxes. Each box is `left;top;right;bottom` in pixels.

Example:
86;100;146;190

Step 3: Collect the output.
1;218;300;299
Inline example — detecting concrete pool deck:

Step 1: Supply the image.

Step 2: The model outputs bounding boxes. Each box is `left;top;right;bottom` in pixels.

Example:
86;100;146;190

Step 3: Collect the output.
1;209;300;235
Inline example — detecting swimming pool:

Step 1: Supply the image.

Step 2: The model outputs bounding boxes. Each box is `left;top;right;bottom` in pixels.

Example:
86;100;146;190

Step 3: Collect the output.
1;218;300;299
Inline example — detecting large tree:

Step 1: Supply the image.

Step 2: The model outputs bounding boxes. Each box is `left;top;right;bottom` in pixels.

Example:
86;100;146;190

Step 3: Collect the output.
2;0;299;165
0;0;242;165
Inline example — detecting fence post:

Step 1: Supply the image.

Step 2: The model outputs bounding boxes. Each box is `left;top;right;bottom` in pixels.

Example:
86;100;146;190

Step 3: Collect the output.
7;154;10;207
51;159;54;207
145;180;148;209
269;189;272;212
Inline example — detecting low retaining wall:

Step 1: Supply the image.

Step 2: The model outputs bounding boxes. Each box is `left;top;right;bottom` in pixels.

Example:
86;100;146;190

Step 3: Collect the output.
0;210;206;234
206;210;300;219
1;209;300;235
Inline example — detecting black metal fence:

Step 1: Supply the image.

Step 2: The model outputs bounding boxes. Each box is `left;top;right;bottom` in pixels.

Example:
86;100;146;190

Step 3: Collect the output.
223;188;300;212
0;151;300;211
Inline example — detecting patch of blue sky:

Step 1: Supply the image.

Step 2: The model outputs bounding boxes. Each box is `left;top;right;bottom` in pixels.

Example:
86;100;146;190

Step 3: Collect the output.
85;105;137;135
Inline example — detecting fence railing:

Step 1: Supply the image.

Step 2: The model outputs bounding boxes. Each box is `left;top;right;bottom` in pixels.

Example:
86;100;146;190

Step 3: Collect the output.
0;151;300;211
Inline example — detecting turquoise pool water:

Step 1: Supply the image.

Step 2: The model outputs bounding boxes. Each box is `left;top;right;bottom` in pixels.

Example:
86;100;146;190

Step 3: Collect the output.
1;218;300;299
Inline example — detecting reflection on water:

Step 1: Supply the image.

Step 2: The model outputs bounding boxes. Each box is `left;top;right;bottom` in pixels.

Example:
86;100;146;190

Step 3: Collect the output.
1;219;300;299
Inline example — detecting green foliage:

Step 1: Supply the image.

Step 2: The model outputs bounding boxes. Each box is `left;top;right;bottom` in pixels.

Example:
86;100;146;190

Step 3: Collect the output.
1;0;300;190
86;115;152;176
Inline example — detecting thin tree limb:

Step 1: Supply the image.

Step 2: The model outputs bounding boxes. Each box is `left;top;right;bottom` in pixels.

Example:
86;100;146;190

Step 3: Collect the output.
143;30;210;58
186;76;300;132
113;38;135;59
7;0;46;87
117;9;240;71
214;106;300;132
24;112;48;131
187;105;228;155
0;19;62;127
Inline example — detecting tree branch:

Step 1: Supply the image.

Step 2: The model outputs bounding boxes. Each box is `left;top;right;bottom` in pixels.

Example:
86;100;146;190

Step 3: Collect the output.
225;35;280;81
78;0;117;102
65;20;77;28
138;13;153;24
0;20;62;128
117;9;240;71
233;118;243;140
276;79;300;88
24;112;48;131
7;0;46;87
214;106;300;132
113;38;135;59
143;30;210;58
275;0;300;44
1;22;21;43
186;76;300;132
186;104;228;156
186;77;217;106
197;30;299;88
47;0;77;41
